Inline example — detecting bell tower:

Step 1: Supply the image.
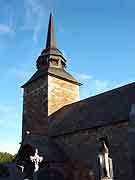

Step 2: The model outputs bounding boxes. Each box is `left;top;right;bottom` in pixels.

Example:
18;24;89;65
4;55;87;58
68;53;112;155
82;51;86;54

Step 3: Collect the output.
21;13;80;138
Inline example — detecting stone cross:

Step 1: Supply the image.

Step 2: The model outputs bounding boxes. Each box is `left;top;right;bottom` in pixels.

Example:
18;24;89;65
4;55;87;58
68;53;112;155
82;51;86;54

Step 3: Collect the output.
30;149;43;172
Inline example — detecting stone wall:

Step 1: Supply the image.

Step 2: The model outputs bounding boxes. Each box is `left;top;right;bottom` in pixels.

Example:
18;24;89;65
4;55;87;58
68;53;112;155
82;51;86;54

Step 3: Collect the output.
22;73;79;137
48;75;80;115
22;76;48;138
54;122;131;180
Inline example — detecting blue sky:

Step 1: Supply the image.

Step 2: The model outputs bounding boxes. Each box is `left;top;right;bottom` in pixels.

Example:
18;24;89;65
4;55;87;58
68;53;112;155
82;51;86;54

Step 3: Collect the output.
0;0;135;154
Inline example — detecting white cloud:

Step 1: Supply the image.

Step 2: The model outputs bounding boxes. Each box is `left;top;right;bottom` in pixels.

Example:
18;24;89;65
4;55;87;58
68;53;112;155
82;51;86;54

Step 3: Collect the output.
72;71;110;99
0;15;14;34
72;71;93;80
25;0;43;42
23;0;51;42
77;72;135;99
92;79;108;93
0;24;11;33
81;78;109;98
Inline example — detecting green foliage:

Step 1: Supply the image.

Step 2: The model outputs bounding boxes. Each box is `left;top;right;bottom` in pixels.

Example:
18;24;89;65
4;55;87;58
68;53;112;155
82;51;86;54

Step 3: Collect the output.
0;152;15;163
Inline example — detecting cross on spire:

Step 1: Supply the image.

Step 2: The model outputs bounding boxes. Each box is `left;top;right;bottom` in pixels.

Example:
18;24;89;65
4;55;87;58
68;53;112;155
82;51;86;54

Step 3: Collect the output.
45;13;56;49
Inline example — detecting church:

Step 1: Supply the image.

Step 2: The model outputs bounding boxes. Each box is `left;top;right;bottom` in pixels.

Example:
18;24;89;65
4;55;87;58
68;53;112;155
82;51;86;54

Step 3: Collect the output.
16;13;135;180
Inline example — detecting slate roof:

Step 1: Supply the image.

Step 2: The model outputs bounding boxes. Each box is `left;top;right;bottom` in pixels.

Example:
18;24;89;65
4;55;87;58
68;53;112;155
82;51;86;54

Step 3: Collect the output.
22;67;80;88
45;13;57;49
48;67;80;85
41;48;65;60
49;82;135;136
21;68;47;88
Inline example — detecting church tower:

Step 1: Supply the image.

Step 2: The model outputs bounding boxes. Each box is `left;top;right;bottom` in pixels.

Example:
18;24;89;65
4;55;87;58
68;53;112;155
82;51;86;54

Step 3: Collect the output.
21;14;80;138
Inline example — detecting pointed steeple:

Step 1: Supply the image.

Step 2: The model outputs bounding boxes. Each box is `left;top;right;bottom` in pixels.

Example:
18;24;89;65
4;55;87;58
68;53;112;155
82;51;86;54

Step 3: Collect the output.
45;13;56;49
36;13;67;70
22;13;80;89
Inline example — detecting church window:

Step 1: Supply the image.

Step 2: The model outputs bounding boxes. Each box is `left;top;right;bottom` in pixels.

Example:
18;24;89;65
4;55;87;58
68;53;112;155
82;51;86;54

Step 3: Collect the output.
98;137;113;180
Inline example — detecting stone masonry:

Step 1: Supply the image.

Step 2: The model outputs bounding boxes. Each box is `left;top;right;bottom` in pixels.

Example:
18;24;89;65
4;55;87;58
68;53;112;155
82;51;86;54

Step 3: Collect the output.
48;75;79;115
53;121;131;180
22;75;48;138
22;73;80;138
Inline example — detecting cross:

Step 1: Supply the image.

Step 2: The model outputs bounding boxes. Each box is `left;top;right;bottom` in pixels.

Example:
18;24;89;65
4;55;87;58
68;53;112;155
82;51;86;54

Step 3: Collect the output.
30;148;43;172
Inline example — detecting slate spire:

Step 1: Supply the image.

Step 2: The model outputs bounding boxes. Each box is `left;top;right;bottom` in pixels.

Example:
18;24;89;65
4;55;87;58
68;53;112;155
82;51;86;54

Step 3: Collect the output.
36;13;67;70
45;13;56;49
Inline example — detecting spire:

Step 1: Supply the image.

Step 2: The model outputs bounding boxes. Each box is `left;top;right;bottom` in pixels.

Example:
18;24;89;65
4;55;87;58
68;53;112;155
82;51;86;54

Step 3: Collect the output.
36;13;67;70
45;13;56;49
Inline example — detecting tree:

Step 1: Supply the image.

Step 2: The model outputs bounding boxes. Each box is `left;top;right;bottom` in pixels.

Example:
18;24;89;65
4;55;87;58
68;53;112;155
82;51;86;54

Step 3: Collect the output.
0;152;15;177
0;152;15;163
